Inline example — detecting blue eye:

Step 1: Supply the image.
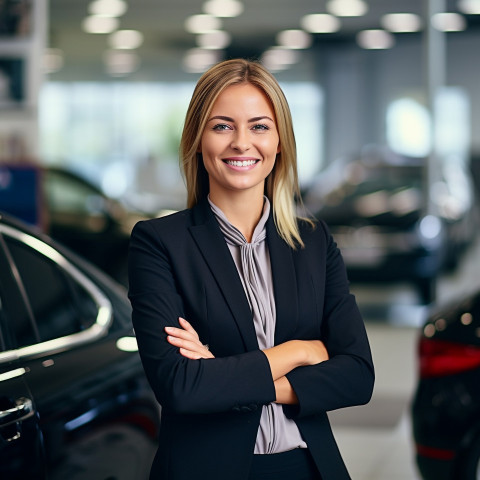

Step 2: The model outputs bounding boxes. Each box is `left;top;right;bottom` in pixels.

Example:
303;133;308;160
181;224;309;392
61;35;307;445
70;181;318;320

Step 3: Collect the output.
252;124;269;131
212;124;231;131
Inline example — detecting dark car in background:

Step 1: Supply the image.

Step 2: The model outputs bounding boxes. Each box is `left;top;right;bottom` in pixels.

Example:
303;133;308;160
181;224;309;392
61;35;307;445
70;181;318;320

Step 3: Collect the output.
412;289;480;480
43;166;147;286
302;148;477;303
0;164;175;287
0;212;160;479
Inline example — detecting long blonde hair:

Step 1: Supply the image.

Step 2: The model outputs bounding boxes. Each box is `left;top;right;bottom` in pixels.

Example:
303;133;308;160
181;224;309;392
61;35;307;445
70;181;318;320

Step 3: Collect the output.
180;58;310;248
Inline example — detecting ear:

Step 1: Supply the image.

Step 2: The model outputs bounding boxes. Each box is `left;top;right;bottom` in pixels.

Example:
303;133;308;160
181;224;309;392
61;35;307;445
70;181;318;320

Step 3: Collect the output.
276;143;281;154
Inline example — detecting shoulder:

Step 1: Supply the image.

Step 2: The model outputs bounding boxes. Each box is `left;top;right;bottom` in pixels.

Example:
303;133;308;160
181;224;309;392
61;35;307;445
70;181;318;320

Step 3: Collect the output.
131;208;192;242
297;216;331;246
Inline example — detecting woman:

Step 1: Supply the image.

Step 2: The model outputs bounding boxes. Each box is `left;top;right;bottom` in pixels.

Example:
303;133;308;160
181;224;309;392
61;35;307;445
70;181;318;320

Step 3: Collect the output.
128;58;374;480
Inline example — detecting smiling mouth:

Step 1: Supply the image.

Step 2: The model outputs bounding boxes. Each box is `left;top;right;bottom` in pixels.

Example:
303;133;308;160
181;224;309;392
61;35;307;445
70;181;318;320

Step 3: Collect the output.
223;159;259;167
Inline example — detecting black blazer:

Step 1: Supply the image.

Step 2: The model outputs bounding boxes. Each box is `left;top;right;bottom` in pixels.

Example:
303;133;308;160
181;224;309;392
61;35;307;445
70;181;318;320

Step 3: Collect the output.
128;198;374;480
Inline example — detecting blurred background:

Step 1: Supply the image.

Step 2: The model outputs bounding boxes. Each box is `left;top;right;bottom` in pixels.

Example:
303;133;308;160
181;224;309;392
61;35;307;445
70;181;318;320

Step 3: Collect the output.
1;1;480;479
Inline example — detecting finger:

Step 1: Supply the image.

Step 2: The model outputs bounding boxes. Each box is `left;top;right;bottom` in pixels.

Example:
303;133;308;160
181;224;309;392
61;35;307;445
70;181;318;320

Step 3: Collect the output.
167;335;207;354
168;336;214;359
179;348;201;360
179;348;214;360
165;326;200;344
178;317;199;338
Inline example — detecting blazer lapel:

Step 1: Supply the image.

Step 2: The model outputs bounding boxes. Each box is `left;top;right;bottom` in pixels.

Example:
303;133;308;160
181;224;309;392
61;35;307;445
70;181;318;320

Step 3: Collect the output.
188;200;259;352
266;215;299;344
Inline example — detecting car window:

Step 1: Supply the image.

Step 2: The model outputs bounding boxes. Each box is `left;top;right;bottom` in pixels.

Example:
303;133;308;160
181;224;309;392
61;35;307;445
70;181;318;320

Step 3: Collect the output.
44;170;105;215
3;235;98;347
0;235;34;350
0;293;8;352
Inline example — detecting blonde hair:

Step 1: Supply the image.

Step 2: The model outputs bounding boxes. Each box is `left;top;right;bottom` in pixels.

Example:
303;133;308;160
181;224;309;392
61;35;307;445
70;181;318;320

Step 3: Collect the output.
180;58;310;248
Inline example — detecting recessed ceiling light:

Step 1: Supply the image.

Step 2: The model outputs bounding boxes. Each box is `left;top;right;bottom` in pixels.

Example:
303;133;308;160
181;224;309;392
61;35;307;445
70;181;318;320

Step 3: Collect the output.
196;30;231;49
261;47;299;71
183;48;222;73
458;0;480;14
431;12;466;31
203;0;244;17
276;29;313;49
301;13;341;33
88;0;127;17
104;50;140;76
109;30;144;49
185;14;222;34
326;0;368;17
381;13;422;33
357;29;395;49
82;15;119;34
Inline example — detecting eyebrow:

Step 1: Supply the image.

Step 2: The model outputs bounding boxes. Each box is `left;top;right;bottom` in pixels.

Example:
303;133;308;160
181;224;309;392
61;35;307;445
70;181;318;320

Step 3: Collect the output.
208;115;275;123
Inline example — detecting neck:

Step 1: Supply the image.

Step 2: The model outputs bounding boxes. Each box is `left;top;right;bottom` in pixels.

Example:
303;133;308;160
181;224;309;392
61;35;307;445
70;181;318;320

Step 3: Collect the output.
209;190;265;243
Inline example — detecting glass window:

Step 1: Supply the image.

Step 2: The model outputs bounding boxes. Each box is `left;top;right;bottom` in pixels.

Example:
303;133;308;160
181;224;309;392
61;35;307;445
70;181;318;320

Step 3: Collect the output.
0;235;36;349
44;169;104;215
38;81;324;204
3;235;97;348
386;97;431;158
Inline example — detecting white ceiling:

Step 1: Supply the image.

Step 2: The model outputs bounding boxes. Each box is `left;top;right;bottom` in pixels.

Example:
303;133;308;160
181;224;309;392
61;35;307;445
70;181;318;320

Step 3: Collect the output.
47;0;474;82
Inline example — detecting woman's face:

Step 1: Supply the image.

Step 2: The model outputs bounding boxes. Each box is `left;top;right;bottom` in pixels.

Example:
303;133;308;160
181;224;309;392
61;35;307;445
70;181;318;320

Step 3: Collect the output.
199;82;280;201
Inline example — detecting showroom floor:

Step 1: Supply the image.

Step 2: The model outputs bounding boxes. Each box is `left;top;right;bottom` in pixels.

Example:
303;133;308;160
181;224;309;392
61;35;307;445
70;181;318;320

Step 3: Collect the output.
331;237;480;480
330;322;420;480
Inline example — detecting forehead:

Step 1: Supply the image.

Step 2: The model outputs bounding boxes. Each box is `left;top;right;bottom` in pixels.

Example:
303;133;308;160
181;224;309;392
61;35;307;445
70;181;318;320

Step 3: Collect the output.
210;83;275;114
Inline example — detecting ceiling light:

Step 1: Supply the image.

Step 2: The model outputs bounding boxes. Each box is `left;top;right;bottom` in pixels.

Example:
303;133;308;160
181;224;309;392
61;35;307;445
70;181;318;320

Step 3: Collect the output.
203;0;244;17
357;29;395;49
301;13;341;33
183;48;222;73
88;0;127;17
431;12;466;31
326;0;368;17
109;30;144;49
381;13;422;32
104;50;140;76
458;0;480;14
82;15;119;34
276;29;313;49
185;14;222;34
196;30;231;49
261;47;299;71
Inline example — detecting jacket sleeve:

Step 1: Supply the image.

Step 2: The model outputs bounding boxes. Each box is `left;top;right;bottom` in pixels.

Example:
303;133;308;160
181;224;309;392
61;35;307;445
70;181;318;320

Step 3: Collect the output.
285;220;375;419
128;219;276;415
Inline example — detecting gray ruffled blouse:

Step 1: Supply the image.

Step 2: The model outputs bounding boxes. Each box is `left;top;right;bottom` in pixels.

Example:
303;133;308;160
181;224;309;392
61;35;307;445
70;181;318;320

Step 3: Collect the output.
209;196;307;454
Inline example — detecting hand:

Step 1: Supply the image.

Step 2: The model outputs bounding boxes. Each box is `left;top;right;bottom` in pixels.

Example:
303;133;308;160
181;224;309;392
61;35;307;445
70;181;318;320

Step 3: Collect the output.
165;317;214;360
263;339;329;381
302;340;329;366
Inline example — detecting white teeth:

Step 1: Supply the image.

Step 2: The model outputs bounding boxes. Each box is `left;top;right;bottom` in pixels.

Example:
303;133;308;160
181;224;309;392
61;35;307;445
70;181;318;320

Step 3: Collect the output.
226;159;257;167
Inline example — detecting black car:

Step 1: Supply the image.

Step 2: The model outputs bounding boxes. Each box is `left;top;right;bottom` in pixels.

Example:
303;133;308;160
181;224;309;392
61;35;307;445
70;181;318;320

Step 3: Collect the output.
0;164;174;287
42;166;148;287
412;289;480;480
302;149;477;303
0;212;160;479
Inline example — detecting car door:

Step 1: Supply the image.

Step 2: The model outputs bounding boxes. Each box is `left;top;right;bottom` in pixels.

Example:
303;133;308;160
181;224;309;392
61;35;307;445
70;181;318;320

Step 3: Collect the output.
0;218;158;479
0;231;47;479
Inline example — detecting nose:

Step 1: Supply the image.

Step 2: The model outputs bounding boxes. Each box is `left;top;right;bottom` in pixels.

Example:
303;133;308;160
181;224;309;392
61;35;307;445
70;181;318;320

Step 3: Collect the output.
231;128;250;152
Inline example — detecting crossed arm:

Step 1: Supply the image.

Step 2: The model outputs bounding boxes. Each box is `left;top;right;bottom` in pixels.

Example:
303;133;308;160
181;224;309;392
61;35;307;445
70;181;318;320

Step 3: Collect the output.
165;317;329;405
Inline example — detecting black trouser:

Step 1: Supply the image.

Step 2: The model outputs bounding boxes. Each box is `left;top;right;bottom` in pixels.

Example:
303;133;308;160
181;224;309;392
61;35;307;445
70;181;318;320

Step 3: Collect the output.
249;449;322;480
